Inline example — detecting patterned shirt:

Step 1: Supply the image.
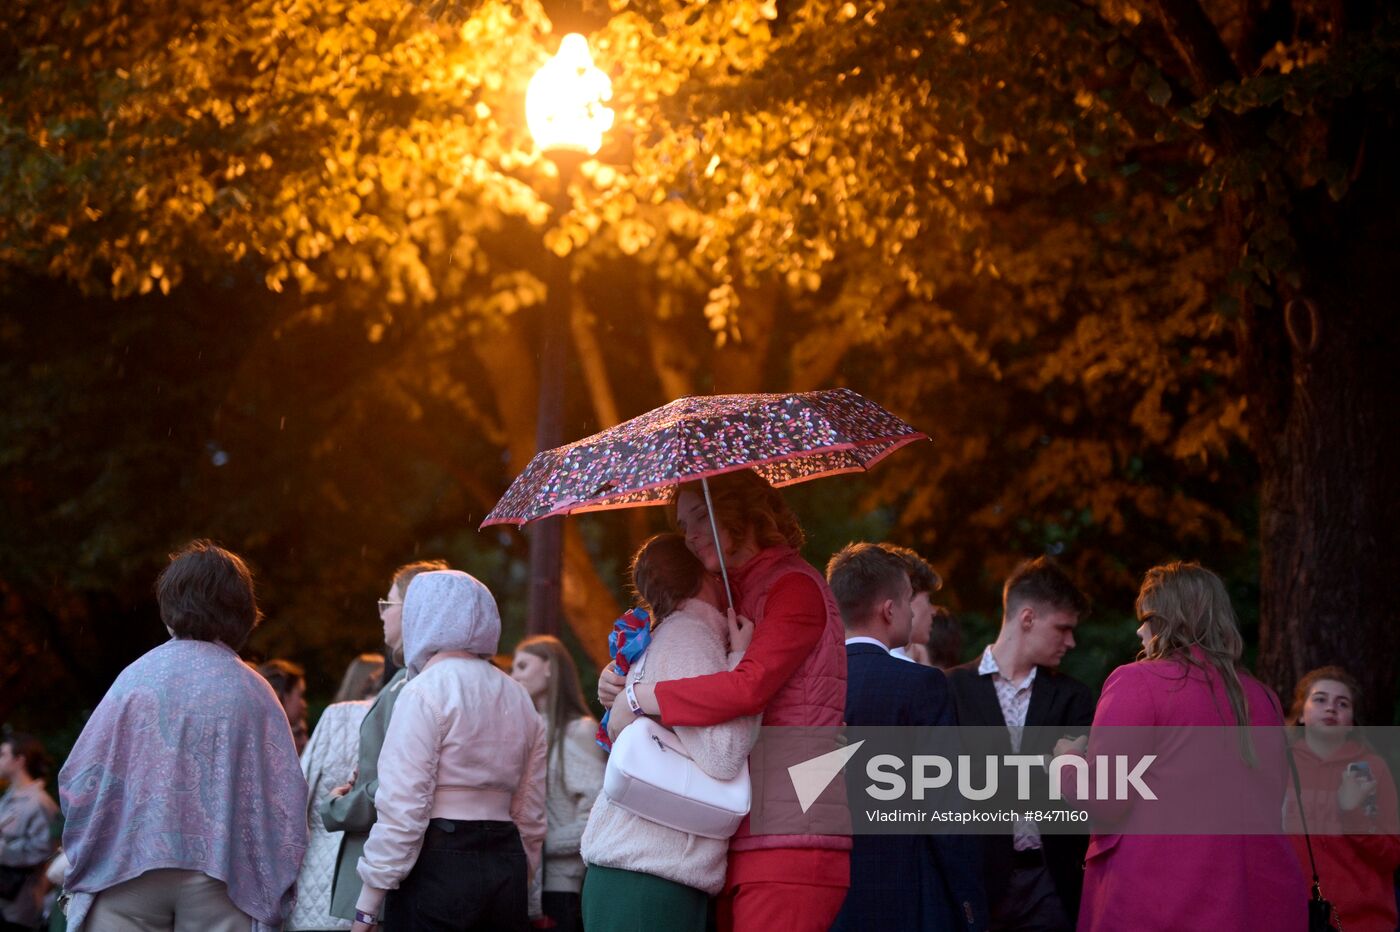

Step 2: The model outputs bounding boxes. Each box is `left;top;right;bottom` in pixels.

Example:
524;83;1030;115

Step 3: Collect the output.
978;646;1041;851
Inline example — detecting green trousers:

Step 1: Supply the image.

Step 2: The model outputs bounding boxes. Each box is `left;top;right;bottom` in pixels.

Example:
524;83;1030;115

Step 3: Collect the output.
580;863;709;932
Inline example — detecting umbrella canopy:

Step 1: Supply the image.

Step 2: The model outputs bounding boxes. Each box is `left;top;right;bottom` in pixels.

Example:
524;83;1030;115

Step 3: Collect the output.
481;388;926;528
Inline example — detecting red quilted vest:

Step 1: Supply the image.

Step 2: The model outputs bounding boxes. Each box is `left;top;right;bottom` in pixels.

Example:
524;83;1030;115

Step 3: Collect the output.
729;546;850;852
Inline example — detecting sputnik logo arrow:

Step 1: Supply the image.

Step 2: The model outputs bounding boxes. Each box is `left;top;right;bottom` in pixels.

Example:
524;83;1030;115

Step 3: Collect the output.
788;740;865;813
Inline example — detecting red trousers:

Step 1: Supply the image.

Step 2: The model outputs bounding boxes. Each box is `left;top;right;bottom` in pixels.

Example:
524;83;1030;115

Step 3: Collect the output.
716;848;850;932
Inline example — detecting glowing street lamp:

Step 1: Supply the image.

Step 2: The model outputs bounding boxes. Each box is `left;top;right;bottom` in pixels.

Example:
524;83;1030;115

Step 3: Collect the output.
526;33;614;156
523;33;612;637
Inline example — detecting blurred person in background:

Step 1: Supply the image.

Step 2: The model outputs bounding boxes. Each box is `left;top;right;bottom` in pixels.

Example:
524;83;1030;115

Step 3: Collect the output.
926;606;964;671
58;540;306;931
878;543;942;666
322;560;445;925
511;636;605;932
332;654;385;705
260;659;310;754
285;653;384;932
0;732;58;932
1285;666;1400;932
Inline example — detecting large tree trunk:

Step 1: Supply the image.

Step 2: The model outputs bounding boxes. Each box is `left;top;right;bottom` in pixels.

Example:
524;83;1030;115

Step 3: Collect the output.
1252;121;1400;722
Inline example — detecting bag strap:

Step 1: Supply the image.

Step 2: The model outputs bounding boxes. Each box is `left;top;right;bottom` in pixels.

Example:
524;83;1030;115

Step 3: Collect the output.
1285;745;1323;895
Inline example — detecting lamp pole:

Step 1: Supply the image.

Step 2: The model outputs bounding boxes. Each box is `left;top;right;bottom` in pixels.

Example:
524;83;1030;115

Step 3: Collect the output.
524;34;612;637
526;153;581;637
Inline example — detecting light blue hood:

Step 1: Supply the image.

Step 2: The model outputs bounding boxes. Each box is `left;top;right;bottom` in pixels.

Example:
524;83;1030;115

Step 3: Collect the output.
401;570;502;677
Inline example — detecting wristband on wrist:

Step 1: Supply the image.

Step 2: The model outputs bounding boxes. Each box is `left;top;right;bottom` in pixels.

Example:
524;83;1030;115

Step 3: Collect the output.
625;680;644;715
354;909;378;925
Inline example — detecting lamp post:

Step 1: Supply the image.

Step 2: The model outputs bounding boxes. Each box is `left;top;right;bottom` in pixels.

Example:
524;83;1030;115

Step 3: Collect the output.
524;33;613;636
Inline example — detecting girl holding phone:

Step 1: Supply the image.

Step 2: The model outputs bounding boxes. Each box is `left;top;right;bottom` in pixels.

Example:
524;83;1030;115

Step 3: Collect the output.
1285;666;1400;931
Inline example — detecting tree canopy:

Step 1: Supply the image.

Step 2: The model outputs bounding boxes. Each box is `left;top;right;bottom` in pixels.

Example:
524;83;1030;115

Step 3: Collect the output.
2;0;1396;724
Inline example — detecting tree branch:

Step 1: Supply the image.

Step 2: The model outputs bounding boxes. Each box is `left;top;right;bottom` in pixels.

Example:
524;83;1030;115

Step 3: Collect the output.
1150;0;1242;93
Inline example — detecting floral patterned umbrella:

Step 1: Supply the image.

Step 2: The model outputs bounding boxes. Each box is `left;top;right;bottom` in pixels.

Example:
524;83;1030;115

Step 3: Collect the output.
481;388;927;528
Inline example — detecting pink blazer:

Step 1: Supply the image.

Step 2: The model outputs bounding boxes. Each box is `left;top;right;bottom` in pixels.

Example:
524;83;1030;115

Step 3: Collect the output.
1075;653;1306;932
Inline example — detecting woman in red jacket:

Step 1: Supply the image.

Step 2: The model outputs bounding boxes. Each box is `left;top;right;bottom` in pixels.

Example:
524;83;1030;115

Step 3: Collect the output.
1285;666;1400;932
599;469;850;932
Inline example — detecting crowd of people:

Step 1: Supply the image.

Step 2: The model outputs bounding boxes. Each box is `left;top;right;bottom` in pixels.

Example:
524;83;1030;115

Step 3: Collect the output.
1;468;1397;931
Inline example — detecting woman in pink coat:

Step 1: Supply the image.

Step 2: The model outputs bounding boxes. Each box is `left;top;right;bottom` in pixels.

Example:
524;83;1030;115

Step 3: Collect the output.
1060;562;1306;931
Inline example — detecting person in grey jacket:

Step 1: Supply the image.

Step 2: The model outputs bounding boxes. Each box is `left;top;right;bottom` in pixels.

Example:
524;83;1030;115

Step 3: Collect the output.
0;733;58;932
320;560;445;923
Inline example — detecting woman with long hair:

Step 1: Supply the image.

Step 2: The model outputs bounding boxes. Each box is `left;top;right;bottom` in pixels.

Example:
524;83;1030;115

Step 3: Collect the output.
1284;666;1400;931
600;470;850;931
511;636;605;932
1064;562;1306;931
259;658;310;754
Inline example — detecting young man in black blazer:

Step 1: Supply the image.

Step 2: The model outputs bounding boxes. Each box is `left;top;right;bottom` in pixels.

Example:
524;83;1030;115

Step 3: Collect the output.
946;557;1094;932
829;543;986;932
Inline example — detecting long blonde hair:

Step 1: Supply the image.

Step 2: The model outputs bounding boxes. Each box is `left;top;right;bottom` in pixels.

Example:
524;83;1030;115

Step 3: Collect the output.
1136;562;1258;765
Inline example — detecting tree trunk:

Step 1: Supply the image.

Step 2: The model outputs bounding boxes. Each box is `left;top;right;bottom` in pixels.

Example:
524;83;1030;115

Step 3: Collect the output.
643;283;700;401
1253;124;1400;722
563;526;620;669
571;296;623;429
713;277;778;393
472;319;621;661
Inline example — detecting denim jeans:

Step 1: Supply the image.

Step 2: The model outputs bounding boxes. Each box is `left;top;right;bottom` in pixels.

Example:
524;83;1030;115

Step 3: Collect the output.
383;819;528;932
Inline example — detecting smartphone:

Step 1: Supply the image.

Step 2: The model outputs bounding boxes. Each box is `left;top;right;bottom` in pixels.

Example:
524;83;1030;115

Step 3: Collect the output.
1347;761;1373;780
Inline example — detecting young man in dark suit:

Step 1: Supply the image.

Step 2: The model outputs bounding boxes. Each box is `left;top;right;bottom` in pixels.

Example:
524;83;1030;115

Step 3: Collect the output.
946;557;1094;932
828;542;986;932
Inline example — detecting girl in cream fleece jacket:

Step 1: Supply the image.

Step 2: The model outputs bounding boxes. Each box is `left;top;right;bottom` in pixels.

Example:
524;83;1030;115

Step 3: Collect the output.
580;534;758;932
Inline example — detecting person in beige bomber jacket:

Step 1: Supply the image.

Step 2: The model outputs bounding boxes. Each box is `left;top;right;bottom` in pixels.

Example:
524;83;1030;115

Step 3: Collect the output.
350;570;547;932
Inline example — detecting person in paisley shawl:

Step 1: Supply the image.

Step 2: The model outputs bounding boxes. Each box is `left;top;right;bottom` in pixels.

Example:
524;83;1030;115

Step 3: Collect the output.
58;540;307;932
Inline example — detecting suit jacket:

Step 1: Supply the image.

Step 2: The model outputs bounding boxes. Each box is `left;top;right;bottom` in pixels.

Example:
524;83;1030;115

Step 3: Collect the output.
832;642;988;932
946;656;1095;923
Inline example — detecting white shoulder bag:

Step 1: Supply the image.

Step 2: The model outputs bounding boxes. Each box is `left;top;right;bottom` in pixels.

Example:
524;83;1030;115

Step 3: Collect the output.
601;650;751;839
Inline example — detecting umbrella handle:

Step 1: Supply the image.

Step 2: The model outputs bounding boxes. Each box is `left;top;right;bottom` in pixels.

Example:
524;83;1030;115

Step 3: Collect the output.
701;476;735;611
